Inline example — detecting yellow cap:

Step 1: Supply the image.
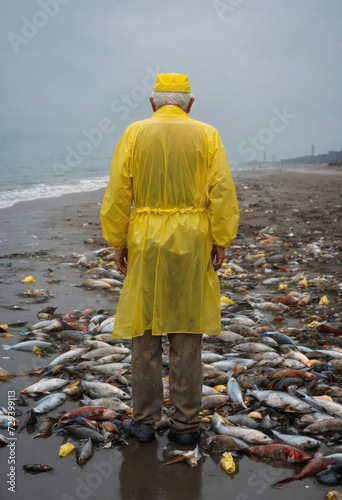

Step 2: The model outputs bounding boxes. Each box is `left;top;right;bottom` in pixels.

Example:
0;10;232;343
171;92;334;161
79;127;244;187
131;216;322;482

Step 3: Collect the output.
153;73;191;93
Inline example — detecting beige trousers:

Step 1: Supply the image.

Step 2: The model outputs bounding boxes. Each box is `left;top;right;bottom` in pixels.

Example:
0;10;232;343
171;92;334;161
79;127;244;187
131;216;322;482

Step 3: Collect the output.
131;331;203;433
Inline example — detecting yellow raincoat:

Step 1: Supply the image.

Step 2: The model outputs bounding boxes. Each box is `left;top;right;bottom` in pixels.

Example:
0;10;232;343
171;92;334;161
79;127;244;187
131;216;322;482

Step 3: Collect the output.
101;105;239;338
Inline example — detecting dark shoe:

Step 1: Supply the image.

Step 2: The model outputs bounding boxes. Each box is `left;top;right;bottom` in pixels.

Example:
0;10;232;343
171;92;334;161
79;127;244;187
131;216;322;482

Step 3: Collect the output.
121;419;155;443
168;426;202;446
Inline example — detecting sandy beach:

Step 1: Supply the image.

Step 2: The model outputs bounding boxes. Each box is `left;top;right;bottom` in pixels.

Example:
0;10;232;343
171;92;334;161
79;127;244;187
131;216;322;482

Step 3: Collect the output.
0;164;341;500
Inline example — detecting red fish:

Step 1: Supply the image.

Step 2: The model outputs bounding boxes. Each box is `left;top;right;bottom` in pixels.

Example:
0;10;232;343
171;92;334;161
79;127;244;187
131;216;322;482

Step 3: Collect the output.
276;457;339;483
271;297;298;306
249;444;311;463
298;296;311;306
318;324;342;336
58;406;118;424
272;370;316;381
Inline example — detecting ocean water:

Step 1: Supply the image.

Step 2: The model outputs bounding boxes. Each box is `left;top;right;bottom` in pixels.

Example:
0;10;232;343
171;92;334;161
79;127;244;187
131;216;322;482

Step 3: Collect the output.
0;136;255;210
0;137;114;209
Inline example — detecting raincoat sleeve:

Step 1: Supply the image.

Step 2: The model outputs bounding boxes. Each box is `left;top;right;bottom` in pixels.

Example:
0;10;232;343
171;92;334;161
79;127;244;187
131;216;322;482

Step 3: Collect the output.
100;130;133;249
208;131;239;248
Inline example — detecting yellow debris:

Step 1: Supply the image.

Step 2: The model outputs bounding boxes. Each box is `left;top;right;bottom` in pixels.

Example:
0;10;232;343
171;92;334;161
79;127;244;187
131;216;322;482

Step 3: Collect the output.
59;443;75;457
224;268;234;275
21;275;35;283
315;395;333;402
99;259;103;265
307;359;322;367
0;325;9;330
319;295;329;305
221;452;235;474
220;296;234;304
247;412;263;419
306;320;320;327
65;381;80;389
278;284;287;290
213;385;227;392
202;417;211;423
32;346;43;356
299;279;308;286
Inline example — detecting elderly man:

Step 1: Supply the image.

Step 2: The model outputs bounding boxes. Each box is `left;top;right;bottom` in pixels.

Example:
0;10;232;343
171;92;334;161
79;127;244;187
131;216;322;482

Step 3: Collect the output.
101;73;239;445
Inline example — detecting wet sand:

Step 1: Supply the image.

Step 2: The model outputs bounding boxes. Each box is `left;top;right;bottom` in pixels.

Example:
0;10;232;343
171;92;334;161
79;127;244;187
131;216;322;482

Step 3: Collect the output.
0;164;341;500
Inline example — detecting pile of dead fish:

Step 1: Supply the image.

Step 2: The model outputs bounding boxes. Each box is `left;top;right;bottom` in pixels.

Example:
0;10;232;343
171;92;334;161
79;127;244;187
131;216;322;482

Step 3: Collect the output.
1;227;342;490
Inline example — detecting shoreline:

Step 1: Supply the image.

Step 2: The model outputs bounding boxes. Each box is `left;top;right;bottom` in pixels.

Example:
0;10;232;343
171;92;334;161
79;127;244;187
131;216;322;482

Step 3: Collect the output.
0;162;340;212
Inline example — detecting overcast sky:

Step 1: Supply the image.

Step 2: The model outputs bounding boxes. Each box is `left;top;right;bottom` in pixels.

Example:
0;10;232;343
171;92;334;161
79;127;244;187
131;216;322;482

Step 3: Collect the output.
1;0;342;167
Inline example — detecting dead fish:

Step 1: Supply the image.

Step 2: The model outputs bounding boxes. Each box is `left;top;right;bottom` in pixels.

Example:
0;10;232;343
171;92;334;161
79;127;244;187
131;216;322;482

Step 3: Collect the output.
211;359;256;371
0;415;19;429
226;415;260;429
47;347;90;367
32;417;57;438
202;385;220;396
316;462;342;485
245;389;312;413
233;343;275;353
22;464;53;474
18;409;37;433
304;419;342;434
59;406;118;424
271;429;321;449
217;331;244;343
201;395;229;410
80;381;130;400
276;457;339;483
249;444;311;463
76;437;93;465
0;433;9;446
162;445;201;467
202;352;225;363
29;320;63;331
250;302;288;312
272;370;316;381
80;396;130;412
3;340;52;351
77;280;112;289
21;378;70;396
204;434;249;452
211;413;273;444
63;425;105;442
0;368;14;379
227;376;247;409
32;393;66;414
92;363;131;376
271;297;298;306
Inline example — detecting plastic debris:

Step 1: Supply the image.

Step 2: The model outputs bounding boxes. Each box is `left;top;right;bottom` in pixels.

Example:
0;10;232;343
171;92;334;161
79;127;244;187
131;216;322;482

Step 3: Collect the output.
221;452;235;473
59;443;76;457
21;275;36;283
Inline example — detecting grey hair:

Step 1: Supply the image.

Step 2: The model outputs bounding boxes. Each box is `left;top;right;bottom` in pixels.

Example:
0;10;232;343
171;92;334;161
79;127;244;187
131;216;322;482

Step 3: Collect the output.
151;91;193;111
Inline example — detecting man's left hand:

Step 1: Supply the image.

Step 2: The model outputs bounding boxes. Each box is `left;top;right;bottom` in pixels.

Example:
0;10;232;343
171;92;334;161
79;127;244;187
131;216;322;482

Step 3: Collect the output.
211;244;225;271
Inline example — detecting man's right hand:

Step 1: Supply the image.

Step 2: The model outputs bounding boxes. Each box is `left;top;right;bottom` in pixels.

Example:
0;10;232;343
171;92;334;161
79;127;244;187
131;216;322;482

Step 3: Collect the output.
211;244;225;271
115;247;128;276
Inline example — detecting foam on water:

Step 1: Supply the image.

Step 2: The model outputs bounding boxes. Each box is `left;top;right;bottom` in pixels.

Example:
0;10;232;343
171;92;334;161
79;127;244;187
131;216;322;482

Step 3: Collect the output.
0;176;109;209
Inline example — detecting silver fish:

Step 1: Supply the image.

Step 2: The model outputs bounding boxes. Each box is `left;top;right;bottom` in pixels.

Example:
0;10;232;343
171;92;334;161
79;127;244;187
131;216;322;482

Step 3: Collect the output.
32;393;66;414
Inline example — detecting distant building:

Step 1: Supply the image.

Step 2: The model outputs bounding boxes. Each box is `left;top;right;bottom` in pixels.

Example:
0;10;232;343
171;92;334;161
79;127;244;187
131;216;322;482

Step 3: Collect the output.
311;144;315;156
279;149;342;165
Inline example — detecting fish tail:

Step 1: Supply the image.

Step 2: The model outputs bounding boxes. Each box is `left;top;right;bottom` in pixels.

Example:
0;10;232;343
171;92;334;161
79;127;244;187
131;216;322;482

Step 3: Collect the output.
3;344;12;350
276;475;298;484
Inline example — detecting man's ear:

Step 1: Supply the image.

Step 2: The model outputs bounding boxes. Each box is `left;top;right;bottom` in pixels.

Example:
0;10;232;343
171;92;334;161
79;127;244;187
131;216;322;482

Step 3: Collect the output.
186;97;195;114
149;97;157;112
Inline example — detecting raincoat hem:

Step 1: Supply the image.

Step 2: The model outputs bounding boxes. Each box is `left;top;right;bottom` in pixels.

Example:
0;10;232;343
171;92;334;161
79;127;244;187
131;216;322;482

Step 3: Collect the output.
111;329;221;339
